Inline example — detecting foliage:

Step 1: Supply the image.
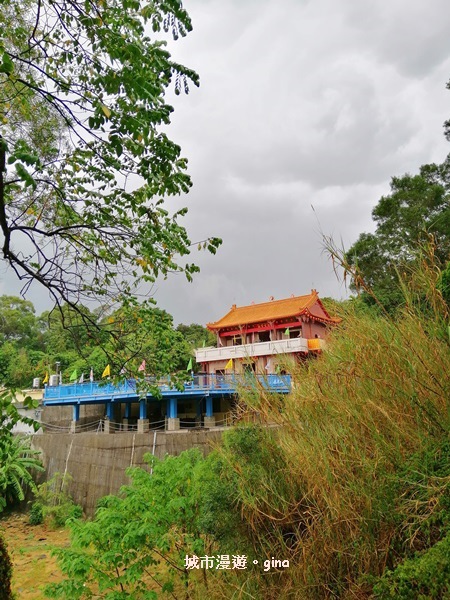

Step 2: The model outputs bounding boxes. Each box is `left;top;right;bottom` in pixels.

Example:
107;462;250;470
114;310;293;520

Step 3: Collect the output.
0;433;43;512
31;472;83;528
28;500;44;526
0;388;40;436
0;389;43;511
45;449;211;599
373;532;450;599
100;303;191;376
41;253;450;599
0;533;13;600
209;250;450;599
39;304;104;356
438;261;450;307
346;160;450;312
0;0;221;318
0;295;216;388
369;440;450;598
0;296;40;346
176;323;216;350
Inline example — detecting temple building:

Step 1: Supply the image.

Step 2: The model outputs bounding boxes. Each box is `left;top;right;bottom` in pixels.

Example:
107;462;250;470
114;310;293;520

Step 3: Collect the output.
195;290;340;376
42;290;340;432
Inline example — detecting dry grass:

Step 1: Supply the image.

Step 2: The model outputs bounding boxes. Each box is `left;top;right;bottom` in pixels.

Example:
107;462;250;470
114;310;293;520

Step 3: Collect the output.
226;259;450;598
1;512;70;599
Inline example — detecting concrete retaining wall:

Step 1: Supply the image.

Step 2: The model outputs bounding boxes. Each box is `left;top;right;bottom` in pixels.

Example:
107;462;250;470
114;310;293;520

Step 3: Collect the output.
31;429;225;516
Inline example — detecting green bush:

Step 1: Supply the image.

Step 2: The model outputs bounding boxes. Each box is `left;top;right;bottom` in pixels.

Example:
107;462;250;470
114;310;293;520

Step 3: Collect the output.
29;501;44;526
31;472;83;528
373;533;450;599
0;534;12;600
49;501;83;528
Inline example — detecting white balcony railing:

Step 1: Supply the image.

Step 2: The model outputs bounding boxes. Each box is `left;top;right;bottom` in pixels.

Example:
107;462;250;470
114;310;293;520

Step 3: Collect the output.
195;337;312;363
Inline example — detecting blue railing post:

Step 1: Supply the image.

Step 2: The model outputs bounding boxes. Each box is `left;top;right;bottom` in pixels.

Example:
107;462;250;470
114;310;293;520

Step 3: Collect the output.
206;396;213;418
106;402;114;420
168;397;177;419
73;404;80;422
139;399;147;420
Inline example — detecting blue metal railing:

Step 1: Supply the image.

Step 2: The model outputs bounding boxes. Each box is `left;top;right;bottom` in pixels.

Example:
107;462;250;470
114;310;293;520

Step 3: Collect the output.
43;373;291;402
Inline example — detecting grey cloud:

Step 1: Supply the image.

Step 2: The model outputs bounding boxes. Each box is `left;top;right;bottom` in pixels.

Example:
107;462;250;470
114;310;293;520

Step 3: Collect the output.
3;0;450;326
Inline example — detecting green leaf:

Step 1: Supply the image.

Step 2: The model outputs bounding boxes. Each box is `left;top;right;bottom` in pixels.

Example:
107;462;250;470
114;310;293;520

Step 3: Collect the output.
15;163;36;189
0;51;14;74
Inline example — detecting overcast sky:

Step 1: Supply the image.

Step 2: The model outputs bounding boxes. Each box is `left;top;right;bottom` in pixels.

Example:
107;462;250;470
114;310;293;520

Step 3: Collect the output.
2;0;450;326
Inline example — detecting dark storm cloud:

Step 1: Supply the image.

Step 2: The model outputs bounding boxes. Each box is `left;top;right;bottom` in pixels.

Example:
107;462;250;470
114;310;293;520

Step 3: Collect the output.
2;0;450;324
153;0;450;324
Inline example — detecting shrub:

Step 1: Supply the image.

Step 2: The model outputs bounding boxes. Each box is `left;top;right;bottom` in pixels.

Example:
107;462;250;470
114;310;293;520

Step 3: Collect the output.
215;254;450;598
29;501;44;526
31;472;83;528
373;533;450;599
0;534;12;600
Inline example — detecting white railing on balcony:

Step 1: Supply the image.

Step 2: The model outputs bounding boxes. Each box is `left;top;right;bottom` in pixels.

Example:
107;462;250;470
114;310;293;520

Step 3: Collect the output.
195;337;311;363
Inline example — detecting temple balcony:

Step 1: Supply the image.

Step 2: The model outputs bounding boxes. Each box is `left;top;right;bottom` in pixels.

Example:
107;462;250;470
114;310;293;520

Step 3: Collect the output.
195;337;324;363
42;373;291;406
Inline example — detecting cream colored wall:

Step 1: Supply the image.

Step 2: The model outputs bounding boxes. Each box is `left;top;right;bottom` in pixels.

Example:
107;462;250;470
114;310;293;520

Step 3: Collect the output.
0;387;44;403
14;388;44;402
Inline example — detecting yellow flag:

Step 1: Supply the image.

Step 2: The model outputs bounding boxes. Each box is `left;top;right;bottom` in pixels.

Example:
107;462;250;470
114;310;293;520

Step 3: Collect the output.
43;372;49;384
102;364;111;378
225;358;233;370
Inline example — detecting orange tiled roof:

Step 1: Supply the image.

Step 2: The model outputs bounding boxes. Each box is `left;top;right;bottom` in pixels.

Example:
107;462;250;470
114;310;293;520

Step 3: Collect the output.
207;290;340;330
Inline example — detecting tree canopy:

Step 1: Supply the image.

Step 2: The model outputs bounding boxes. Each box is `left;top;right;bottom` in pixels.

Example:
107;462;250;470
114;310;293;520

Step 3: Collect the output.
0;295;212;388
346;159;450;312
0;0;220;318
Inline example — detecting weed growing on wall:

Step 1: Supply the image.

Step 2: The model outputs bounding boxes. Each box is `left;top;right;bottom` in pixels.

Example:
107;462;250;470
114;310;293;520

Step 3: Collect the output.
30;473;83;528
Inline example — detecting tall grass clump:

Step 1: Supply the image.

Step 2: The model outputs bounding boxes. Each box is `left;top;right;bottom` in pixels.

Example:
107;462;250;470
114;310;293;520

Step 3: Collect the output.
217;250;450;599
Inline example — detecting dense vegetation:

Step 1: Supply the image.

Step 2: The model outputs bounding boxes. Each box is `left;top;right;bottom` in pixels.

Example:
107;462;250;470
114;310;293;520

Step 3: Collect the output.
0;531;12;600
0;390;42;600
345;160;450;313
42;248;450;599
1;1;450;597
1;0;221;317
0;295;214;389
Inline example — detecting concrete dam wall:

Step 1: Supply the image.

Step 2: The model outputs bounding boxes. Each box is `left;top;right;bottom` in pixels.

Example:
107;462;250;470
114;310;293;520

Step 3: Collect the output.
31;428;225;516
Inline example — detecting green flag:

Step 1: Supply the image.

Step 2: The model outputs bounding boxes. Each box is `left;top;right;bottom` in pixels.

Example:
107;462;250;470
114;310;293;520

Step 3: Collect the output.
186;357;193;371
284;328;290;336
69;369;78;382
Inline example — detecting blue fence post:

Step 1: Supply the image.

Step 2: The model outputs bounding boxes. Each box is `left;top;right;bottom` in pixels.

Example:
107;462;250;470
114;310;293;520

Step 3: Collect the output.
206;396;213;418
72;404;80;422
168;397;177;419
139;399;147;420
106;402;114;421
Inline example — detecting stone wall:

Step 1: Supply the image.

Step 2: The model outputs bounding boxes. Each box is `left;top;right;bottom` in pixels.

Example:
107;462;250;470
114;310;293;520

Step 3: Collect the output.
31;428;225;516
41;404;105;429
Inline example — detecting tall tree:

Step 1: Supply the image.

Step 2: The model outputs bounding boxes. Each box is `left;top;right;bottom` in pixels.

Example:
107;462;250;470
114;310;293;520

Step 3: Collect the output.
99;303;191;376
176;323;216;349
0;295;39;346
346;160;450;311
0;0;220;320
